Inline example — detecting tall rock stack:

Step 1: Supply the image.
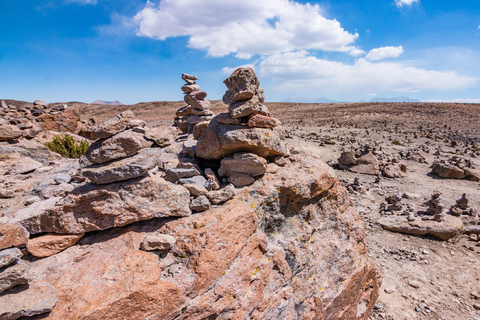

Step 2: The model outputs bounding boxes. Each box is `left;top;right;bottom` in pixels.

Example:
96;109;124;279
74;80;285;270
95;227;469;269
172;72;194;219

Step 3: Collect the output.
174;73;215;134
196;68;289;187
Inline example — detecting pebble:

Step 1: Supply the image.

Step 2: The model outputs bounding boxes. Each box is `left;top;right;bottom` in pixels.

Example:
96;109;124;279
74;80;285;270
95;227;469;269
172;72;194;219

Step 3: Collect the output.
384;286;397;294
408;280;421;289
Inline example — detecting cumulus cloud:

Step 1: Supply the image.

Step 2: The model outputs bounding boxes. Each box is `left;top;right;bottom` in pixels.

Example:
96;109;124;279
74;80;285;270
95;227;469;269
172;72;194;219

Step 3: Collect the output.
395;0;419;7
366;46;404;61
254;51;475;96
133;0;358;58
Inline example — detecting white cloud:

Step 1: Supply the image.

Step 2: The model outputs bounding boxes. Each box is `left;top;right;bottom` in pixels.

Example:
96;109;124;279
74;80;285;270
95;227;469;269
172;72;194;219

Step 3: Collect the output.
254;51;475;97
395;0;419;7
133;0;358;58
366;46;404;61
349;48;366;56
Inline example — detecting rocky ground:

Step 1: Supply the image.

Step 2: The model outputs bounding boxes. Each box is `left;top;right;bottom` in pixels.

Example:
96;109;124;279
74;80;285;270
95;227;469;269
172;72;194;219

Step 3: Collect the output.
1;94;479;319
77;100;480;319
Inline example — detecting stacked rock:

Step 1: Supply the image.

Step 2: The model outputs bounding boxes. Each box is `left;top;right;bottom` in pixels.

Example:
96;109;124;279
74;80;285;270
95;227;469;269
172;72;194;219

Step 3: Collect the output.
423;191;444;221
174;73;215;134
195;68;289;187
80;110;159;185
450;193;476;216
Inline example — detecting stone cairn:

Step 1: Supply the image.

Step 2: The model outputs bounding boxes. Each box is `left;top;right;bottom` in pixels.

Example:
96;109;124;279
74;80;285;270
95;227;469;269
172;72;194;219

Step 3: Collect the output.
423;191;444;221
450;193;477;217
0;99;81;141
174;73;215;134
195;68;289;187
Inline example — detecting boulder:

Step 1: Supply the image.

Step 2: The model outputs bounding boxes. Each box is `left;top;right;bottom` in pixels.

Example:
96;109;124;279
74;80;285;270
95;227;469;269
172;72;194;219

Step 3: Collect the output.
196;117;289;160
81;110;134;140
34;99;48;108
382;163;403;178
26;233;84;258
338;151;357;166
431;163;465;179
189;195;211;212
0;247;22;269
349;152;380;175
464;168;480;181
82;148;160;185
0;282;58;319
42;175;191;234
0;124;22;141
85;130;152;164
0;223;29;250
0;261;29;294
378;214;463;240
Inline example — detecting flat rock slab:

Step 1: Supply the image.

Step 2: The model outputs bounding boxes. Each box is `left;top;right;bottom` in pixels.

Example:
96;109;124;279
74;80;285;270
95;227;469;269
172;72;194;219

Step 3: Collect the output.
195;117;289;160
27;233;84;258
85;129;152;165
43;175;191;234
0;282;58;320
378;214;463;240
82;148;160;185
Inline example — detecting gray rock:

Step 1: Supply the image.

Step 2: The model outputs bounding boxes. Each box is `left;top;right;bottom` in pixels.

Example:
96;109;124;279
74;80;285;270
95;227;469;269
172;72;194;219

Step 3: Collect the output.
223;68;259;102
228;98;270;119
227;172;255;187
86;129;152;165
140;234;176;251
82;148;160;185
10;157;42;174
190;195;211;212
182;73;198;81
178;175;207;187
0;282;58;320
0;261;29;294
164;168;200;183
0;248;22;269
206;184;236;205
40;182;75;199
53;173;72;184
182;137;197;158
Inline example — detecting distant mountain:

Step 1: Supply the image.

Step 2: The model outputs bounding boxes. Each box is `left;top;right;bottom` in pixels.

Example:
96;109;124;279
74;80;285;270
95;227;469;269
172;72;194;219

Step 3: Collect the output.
91;100;123;105
282;96;341;103
366;96;420;103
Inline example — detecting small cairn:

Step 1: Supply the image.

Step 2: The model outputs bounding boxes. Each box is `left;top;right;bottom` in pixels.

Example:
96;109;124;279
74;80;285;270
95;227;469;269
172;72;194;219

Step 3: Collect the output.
386;192;403;212
174;73;214;134
450;193;476;216
423;191;444;221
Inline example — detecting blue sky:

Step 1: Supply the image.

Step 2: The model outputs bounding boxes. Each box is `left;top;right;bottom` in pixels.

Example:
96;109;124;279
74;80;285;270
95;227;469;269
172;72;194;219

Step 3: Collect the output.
1;0;479;104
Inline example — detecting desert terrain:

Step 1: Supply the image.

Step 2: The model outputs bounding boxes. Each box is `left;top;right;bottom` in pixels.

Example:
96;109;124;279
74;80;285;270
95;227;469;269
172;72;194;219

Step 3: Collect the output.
1;93;479;319
76;100;480;319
